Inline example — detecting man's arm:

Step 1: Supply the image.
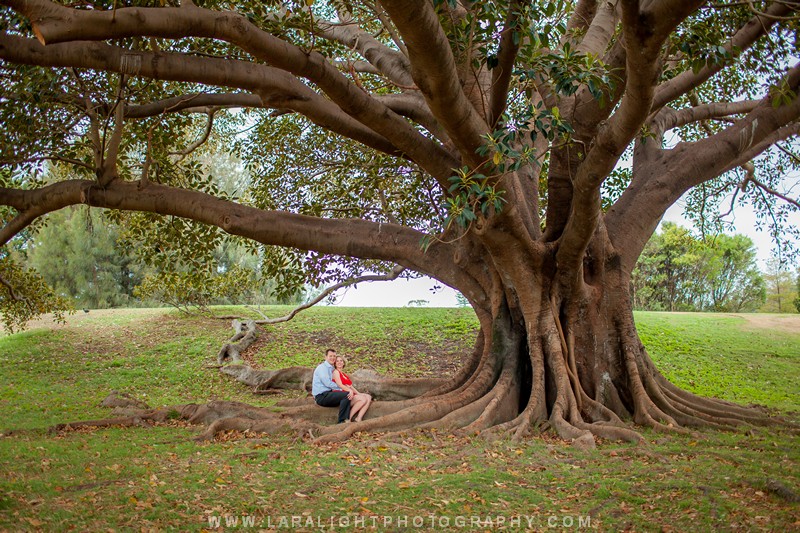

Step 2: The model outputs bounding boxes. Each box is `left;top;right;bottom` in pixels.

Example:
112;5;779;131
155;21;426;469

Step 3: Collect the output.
312;363;337;393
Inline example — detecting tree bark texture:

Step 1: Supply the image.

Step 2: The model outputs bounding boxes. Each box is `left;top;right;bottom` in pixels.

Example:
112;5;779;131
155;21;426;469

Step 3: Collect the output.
0;0;796;445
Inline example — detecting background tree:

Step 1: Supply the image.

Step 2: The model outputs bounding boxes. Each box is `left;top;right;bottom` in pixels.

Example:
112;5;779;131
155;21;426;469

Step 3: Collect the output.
1;0;798;444
794;269;800;313
761;258;798;313
705;233;766;312
632;223;700;311
632;224;766;312
24;206;145;309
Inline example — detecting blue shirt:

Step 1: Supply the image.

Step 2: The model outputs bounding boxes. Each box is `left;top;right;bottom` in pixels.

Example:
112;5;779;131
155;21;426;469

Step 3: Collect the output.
311;360;337;396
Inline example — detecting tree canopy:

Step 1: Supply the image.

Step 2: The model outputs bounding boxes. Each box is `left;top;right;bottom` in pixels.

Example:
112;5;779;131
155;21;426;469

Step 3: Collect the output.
1;0;798;443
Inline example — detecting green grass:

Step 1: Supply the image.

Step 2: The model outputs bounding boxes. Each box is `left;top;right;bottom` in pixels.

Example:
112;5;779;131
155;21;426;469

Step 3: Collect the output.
0;307;798;531
636;312;800;411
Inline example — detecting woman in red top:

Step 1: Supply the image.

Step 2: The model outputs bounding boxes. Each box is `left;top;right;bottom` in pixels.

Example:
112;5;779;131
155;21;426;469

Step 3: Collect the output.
332;356;372;422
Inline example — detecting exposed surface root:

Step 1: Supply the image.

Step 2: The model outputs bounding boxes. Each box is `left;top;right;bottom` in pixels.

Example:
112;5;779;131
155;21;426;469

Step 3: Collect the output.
217;319;258;364
52;398;319;441
41;296;789;447
222;364;443;401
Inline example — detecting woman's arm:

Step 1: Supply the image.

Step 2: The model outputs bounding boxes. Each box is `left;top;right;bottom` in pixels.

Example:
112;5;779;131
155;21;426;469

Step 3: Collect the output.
332;370;345;390
332;370;354;393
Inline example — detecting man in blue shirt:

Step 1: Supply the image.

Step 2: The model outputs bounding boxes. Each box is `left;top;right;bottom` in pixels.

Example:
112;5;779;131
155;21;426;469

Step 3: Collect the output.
312;348;352;423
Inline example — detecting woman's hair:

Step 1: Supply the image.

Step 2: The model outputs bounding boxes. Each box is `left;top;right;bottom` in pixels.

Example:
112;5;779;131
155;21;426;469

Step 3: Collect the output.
335;356;347;368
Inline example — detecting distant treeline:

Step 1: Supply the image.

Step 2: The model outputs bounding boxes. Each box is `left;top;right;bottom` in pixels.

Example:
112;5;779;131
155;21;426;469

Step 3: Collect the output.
632;222;799;313
10;210;800;314
11;206;302;312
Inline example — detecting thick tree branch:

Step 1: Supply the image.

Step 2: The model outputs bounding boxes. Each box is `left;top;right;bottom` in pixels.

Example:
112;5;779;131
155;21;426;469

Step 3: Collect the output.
374;93;450;143
0;211;40;251
652;99;761;135
125;93;263;119
0;179;466;290
333;60;381;76
373;0;409;57
312;18;414;88
721;122;800;174
566;0;599;35
1;0;459;184
557;0;702;281
379;0;490;166
575;0;618;56
0;33;402;159
97;74;126;185
261;6;413;86
488;1;524;128
652;1;792;111
608;65;800;271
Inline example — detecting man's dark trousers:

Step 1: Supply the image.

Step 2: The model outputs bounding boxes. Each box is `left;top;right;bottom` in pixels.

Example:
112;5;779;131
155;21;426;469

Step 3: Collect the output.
315;391;351;423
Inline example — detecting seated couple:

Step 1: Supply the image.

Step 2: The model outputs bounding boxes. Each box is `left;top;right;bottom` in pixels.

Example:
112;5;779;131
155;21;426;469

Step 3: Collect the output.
312;348;372;423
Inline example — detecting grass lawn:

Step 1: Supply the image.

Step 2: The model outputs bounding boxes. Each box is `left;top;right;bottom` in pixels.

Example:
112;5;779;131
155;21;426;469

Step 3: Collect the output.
0;307;798;531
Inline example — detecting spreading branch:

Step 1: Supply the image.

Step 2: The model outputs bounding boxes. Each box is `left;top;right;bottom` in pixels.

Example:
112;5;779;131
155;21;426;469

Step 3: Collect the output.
556;0;703;282
0;179;464;290
0;32;403;159
652;1;793;111
1;0;459;183
608;65;800;271
379;0;490;166
652;99;762;135
252;266;406;325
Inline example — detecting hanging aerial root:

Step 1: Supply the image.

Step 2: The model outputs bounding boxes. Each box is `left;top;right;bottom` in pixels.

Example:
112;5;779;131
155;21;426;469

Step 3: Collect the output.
545;298;637;443
541;329;596;447
549;296;583;412
481;333;548;443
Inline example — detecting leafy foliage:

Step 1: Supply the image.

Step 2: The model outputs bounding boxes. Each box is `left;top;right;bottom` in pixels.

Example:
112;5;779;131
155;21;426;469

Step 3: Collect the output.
445;167;505;229
632;223;765;312
23;207;145;309
0;250;72;333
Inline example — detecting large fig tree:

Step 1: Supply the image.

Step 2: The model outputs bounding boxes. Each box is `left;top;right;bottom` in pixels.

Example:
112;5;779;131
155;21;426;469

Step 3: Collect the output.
1;0;798;444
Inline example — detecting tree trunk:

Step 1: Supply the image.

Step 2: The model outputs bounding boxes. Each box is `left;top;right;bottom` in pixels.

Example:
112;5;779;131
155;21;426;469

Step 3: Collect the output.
304;235;778;445
57;232;779;447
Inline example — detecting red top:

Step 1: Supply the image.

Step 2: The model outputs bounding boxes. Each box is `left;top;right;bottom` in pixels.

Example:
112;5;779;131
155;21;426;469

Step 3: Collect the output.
333;370;352;389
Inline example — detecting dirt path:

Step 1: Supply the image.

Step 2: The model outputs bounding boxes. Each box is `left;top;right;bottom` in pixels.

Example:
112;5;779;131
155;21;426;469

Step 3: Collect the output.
1;308;167;335
731;313;800;334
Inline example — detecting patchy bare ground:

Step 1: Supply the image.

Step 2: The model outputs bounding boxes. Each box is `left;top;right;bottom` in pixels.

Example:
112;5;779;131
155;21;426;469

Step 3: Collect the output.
1;308;165;335
731;313;800;334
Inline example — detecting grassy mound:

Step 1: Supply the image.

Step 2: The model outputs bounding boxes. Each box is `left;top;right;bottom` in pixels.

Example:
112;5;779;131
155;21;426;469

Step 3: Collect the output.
1;307;798;530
